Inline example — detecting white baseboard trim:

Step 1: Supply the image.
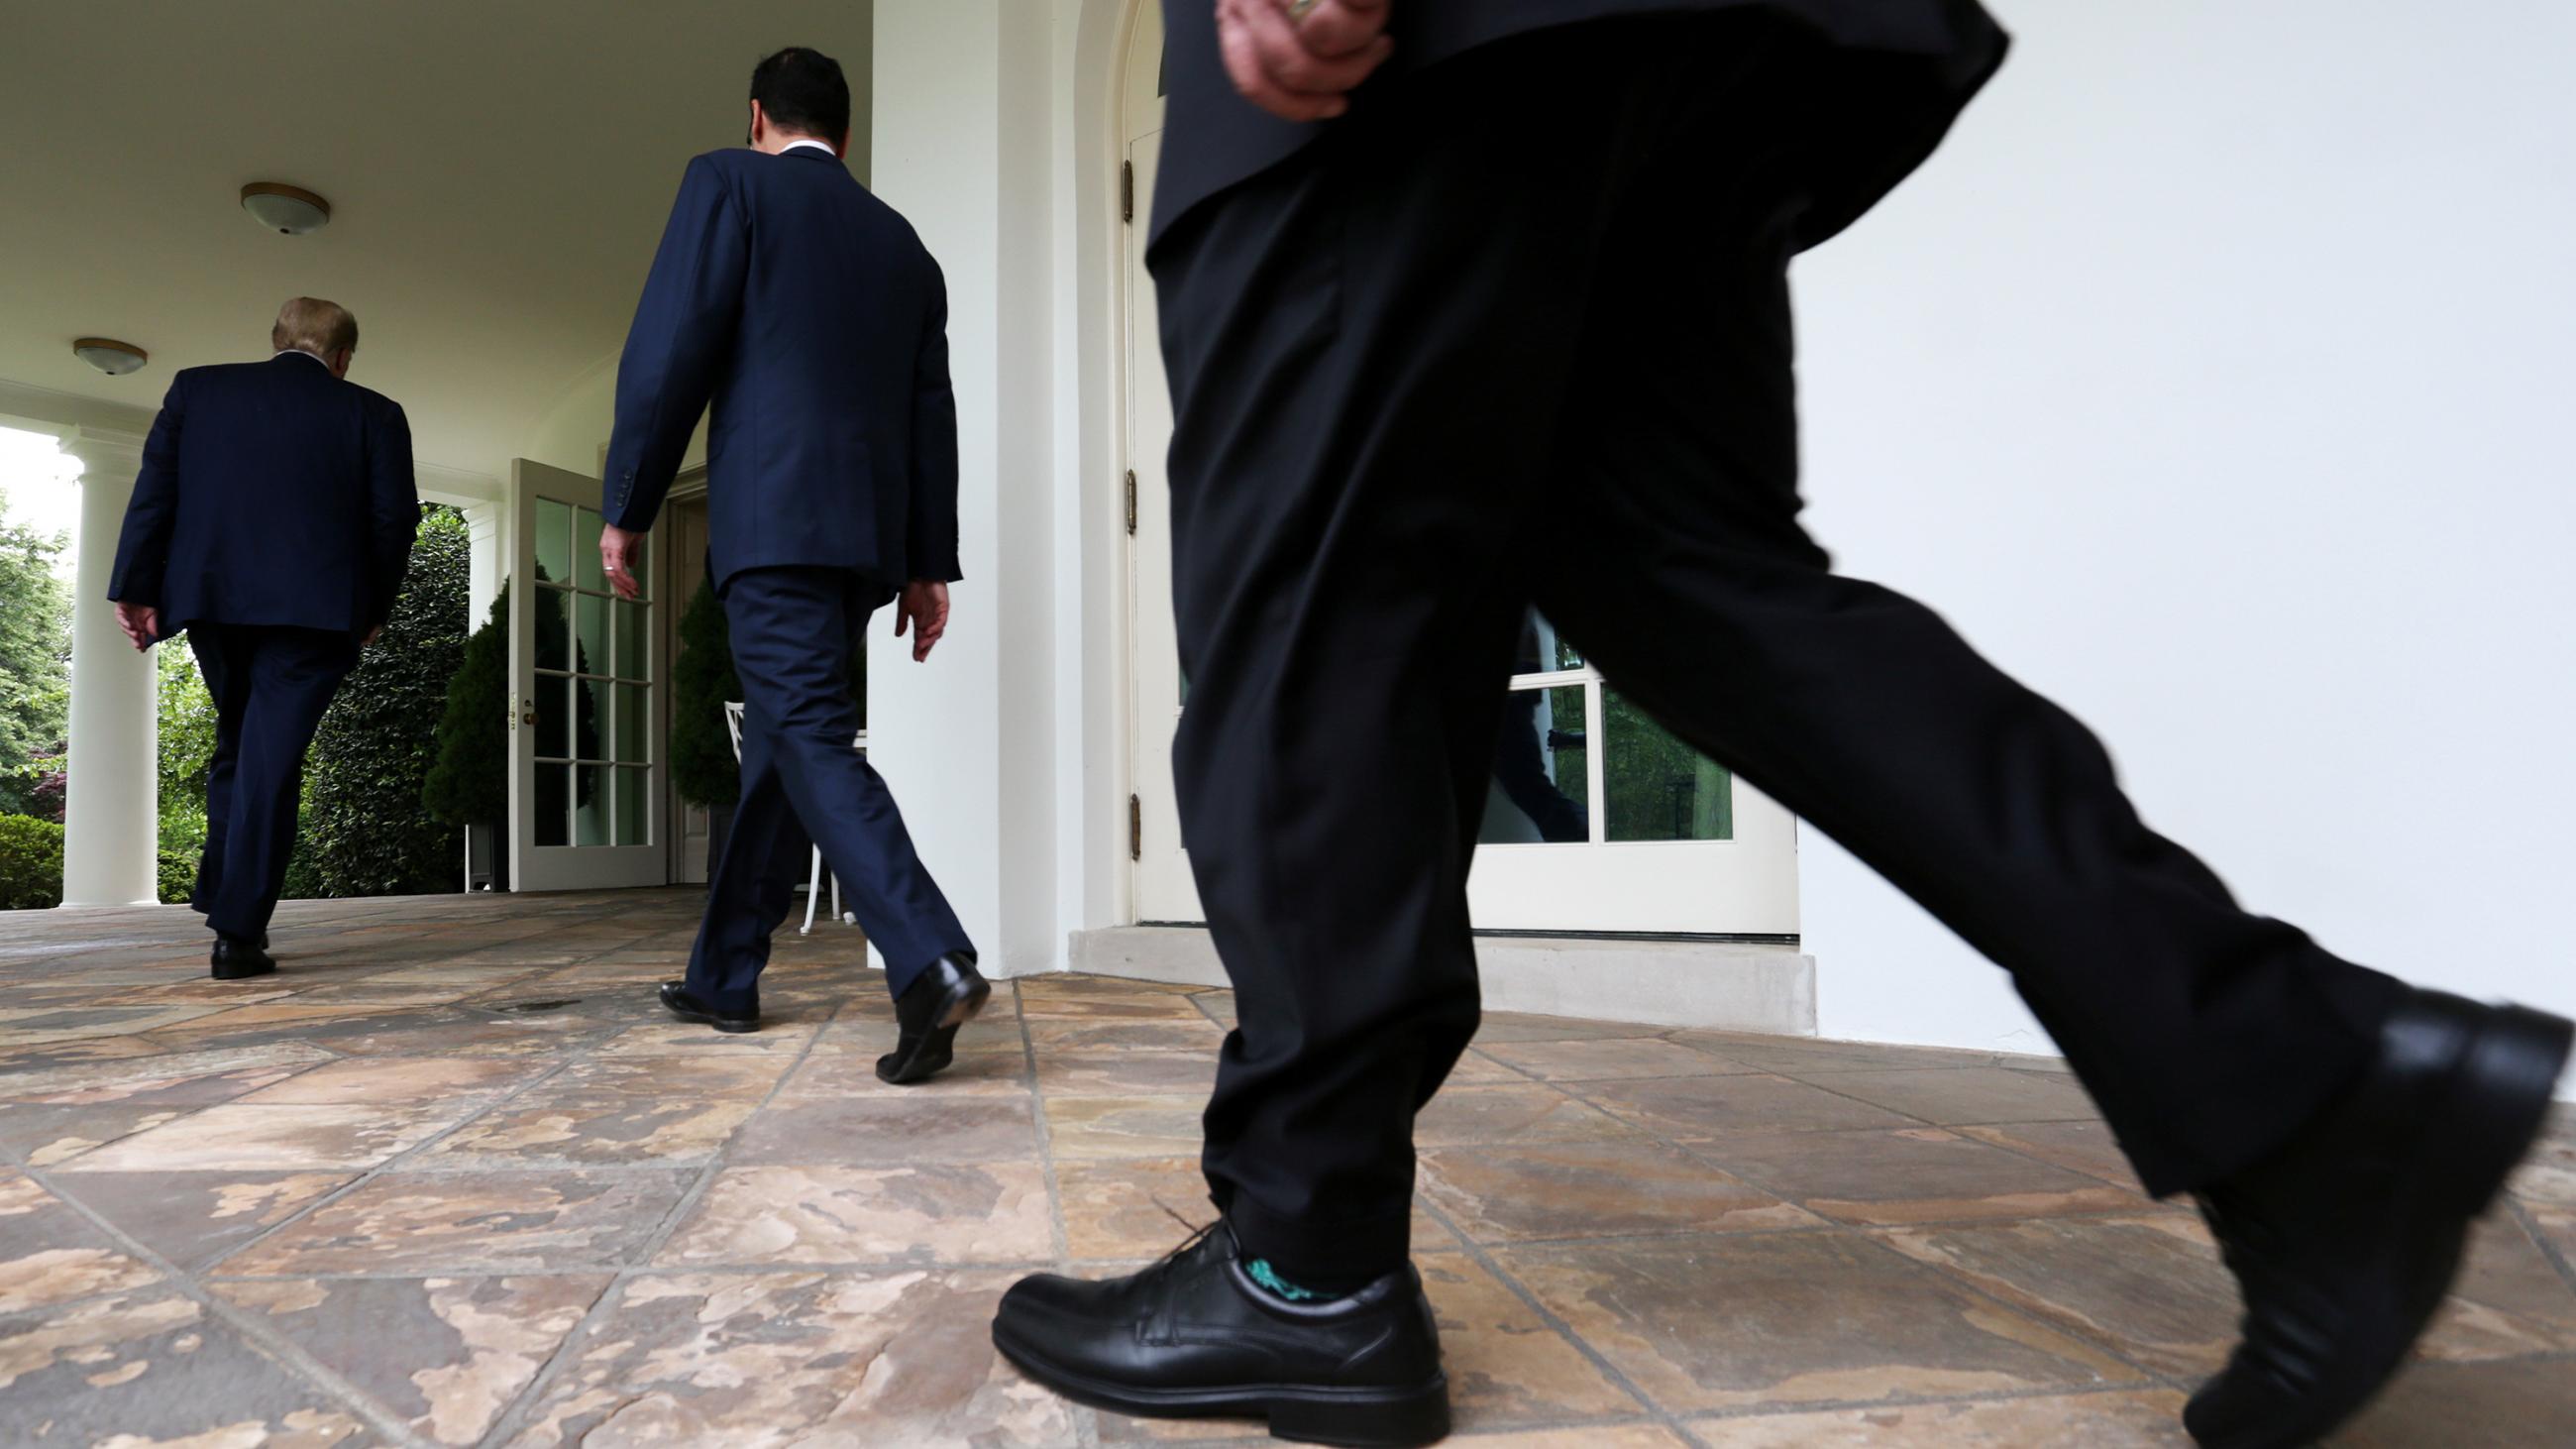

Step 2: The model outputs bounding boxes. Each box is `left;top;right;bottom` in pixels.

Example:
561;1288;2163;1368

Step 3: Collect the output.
1066;926;1816;1036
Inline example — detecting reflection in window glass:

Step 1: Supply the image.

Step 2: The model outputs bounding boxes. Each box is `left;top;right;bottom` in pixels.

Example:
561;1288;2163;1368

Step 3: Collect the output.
1506;610;1583;677
535;501;572;584
615;767;648;846
534;675;569;759
535;587;571;673
1603;689;1732;841
576;507;606;593
615;601;647;680
576;765;610;845
576;678;605;763
1478;685;1589;843
535;763;569;846
577;594;608;677
615;684;646;764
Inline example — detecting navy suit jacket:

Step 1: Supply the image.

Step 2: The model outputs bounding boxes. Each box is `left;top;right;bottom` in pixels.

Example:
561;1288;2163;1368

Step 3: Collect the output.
1153;0;2008;252
602;147;961;592
108;353;419;636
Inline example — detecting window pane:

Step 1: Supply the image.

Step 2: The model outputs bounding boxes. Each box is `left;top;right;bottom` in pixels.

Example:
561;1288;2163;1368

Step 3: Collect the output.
1603;689;1731;841
535;586;570;673
576;765;609;845
535;763;570;846
576;677;604;762
533;674;569;759
614;766;648;846
1479;684;1589;843
576;506;606;592
615;600;648;680
535;500;571;584
576;593;608;677
615;683;647;763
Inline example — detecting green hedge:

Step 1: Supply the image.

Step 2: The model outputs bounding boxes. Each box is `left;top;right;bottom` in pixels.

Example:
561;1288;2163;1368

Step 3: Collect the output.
0;815;64;910
300;507;471;898
158;846;194;906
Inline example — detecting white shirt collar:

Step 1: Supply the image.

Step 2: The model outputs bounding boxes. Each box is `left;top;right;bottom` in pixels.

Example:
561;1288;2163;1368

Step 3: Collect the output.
780;139;838;160
273;349;329;368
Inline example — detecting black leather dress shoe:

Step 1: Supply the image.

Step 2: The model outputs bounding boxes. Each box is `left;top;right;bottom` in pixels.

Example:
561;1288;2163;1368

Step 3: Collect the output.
994;1224;1449;1447
2186;989;2572;1448
658;981;759;1034
209;935;276;981
877;953;992;1084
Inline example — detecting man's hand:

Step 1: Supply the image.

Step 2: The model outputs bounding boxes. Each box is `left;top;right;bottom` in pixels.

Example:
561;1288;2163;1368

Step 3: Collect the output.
363;625;384;649
601;523;646;602
1218;0;1394;122
895;580;950;663
113;602;159;652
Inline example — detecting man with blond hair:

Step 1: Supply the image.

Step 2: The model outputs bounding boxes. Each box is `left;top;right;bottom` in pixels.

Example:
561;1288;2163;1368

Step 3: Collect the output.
108;297;419;979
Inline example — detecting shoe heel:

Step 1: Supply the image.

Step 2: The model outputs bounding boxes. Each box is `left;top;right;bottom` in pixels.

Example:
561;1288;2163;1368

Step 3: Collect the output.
1266;1379;1449;1448
939;980;993;1031
2441;1005;2572;1217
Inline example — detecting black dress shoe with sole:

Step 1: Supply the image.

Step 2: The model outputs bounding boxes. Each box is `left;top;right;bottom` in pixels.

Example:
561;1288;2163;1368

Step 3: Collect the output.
877;952;992;1084
658;981;760;1034
209;936;277;981
994;1224;1449;1447
2186;989;2573;1449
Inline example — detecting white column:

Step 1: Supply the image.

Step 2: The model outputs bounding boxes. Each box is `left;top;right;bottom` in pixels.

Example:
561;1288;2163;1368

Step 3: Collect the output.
871;0;1065;975
59;429;161;908
462;501;503;627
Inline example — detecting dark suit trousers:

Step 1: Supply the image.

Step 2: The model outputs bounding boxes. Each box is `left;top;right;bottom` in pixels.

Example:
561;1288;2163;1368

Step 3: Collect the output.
187;624;359;939
1150;19;2407;1281
684;566;973;1013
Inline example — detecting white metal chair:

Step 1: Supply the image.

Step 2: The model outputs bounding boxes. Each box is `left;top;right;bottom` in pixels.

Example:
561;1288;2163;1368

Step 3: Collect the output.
722;702;866;935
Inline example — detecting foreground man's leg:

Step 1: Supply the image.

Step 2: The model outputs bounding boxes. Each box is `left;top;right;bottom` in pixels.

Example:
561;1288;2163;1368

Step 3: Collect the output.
1513;51;2571;1449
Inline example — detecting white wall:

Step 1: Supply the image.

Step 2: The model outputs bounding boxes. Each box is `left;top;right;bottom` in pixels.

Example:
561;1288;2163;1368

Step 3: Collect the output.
1794;2;2576;1059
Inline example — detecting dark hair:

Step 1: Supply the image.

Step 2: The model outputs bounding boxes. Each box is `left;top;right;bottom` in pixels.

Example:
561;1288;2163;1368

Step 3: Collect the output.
749;47;850;145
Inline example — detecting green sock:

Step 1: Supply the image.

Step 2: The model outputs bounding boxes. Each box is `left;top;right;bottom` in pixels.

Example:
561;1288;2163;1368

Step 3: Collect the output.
1244;1258;1337;1302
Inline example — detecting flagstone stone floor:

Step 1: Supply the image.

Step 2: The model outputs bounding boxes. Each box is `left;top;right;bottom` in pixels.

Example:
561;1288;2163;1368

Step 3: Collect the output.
2;888;2571;1447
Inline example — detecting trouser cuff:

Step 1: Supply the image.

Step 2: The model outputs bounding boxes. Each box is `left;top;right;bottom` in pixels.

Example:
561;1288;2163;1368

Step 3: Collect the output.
1224;1194;1415;1284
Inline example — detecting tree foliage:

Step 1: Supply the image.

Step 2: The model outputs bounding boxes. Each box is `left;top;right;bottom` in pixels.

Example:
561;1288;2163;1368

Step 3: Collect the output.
301;506;471;897
0;815;65;910
423;583;510;829
157;644;218;859
0;486;71;773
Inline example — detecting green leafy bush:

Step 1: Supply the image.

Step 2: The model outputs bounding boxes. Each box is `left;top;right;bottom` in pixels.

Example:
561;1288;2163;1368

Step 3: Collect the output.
0;814;65;911
424;583;510;829
671;579;742;809
158;845;195;905
301;507;471;898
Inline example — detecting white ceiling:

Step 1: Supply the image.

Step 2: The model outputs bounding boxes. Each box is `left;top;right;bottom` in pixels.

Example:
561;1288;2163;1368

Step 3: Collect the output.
0;1;874;477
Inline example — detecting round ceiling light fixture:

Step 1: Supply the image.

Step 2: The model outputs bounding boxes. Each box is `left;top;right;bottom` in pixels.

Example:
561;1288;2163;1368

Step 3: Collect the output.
72;338;150;377
240;181;331;235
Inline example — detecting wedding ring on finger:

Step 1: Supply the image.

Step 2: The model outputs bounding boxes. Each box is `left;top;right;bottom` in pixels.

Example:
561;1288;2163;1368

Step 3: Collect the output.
1287;0;1322;22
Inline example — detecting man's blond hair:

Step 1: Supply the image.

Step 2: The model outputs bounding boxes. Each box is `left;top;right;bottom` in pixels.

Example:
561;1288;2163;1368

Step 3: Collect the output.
271;297;358;358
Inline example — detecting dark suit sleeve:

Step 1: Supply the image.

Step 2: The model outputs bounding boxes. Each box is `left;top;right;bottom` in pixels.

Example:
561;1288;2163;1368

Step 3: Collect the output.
366;397;420;630
107;372;187;605
602;156;749;534
907;257;963;583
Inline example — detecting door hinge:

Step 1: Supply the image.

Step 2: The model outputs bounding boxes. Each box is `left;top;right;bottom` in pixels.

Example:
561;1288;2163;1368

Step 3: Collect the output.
1121;161;1133;224
1128;794;1142;860
1124;470;1137;536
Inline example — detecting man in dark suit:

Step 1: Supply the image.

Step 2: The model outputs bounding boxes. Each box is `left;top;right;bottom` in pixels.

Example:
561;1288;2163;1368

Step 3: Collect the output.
107;297;418;981
991;5;2574;1447
601;46;989;1083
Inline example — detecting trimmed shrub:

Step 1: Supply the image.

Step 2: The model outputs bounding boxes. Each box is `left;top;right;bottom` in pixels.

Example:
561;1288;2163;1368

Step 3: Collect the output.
424;583;510;829
671;579;742;809
301;507;472;897
0;814;65;911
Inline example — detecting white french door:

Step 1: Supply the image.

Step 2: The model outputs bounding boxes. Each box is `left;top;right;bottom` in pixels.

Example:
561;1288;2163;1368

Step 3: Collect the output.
507;459;671;891
1118;0;1796;935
